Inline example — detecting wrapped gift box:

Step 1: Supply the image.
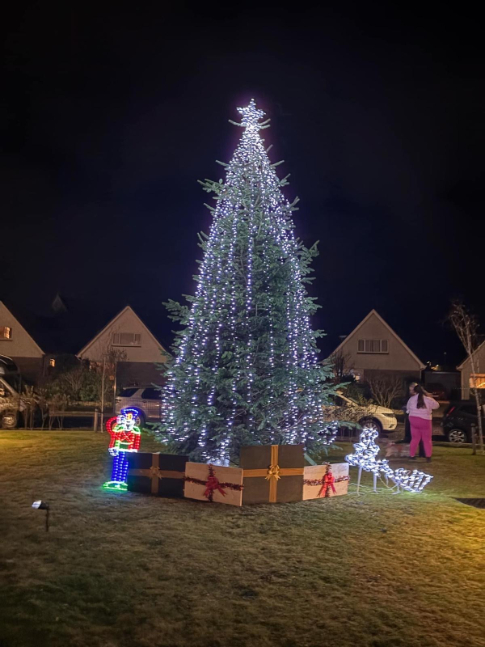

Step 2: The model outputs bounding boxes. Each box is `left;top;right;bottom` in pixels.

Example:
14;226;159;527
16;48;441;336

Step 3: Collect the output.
241;444;305;504
303;462;349;500
126;452;188;497
184;463;244;506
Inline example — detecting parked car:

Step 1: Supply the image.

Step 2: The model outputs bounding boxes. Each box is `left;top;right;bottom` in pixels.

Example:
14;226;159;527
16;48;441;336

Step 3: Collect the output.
115;385;163;426
0;376;23;428
0;356;25;429
323;392;398;434
442;401;484;443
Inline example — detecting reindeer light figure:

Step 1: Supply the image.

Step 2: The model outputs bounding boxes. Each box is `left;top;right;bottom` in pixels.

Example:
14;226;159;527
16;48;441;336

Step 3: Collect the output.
346;424;432;494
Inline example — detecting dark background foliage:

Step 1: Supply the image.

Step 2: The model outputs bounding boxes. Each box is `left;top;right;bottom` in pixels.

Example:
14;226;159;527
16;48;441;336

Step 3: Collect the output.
1;2;483;364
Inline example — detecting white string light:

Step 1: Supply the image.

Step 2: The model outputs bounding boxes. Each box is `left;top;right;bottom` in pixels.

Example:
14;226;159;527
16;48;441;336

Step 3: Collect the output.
163;99;337;461
391;467;433;493
346;425;433;494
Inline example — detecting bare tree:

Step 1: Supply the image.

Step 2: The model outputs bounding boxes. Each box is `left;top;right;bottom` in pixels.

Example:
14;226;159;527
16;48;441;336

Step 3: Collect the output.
366;374;403;409
47;393;70;429
97;342;127;430
59;365;85;401
449;301;484;454
35;387;50;430
330;350;354;383
21;385;37;429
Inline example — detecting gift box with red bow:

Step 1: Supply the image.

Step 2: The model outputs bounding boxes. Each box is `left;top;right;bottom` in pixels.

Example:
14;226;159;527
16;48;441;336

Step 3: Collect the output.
302;462;349;500
184;463;244;506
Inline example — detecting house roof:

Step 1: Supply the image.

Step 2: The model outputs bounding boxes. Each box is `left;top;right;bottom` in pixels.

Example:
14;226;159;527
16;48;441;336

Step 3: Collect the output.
0;297;97;355
77;305;168;357
0;300;45;355
331;309;426;370
1;297;172;357
456;339;485;370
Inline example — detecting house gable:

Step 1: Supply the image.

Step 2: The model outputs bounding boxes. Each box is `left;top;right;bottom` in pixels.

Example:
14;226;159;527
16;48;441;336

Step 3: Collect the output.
456;340;485;371
456;340;485;399
77;306;168;364
0;301;44;358
332;309;425;372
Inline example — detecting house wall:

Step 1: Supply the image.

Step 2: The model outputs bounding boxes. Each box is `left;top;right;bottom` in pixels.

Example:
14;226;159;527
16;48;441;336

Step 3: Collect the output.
337;312;422;380
0;302;45;383
363;368;422;381
459;344;485;399
78;308;168;364
116;362;164;388
10;357;45;384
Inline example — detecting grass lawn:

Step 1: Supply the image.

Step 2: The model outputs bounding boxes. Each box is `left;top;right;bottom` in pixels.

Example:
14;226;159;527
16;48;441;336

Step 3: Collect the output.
1;432;484;647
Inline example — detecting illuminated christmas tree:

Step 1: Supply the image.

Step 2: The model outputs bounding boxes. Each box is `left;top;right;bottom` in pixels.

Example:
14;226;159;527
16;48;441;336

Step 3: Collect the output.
162;100;336;462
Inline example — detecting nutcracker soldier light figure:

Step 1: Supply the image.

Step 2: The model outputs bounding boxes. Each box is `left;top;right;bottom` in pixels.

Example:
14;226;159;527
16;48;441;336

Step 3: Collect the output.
103;407;141;491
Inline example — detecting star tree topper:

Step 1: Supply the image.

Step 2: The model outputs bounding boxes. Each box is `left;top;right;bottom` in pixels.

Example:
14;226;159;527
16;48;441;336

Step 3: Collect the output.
231;99;269;131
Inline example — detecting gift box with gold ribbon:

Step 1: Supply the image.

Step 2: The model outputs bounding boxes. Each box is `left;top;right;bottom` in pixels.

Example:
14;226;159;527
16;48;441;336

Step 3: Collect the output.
126;452;188;497
184;463;244;506
241;444;305;504
302;462;349;500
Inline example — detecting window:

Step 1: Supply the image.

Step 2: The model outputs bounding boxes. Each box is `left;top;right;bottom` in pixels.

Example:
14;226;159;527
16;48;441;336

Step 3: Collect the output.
357;339;389;354
0;327;12;340
469;374;485;389
111;332;141;347
119;387;139;397
49;358;56;368
141;387;162;400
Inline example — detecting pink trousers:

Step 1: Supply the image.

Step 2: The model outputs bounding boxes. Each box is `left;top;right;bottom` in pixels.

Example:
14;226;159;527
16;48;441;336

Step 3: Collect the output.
409;416;433;458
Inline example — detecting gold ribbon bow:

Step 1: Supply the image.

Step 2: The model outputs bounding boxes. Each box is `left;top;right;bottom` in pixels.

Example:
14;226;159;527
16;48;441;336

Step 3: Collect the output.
244;445;304;503
265;464;281;481
130;453;184;494
149;465;163;479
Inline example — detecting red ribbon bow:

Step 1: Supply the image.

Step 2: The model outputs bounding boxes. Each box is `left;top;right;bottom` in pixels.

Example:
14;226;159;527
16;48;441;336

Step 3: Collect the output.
203;466;227;501
319;471;336;498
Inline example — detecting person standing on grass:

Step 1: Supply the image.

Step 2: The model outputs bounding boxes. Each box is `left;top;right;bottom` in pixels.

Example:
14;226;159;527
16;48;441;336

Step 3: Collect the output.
406;384;440;462
401;382;418;442
399;382;425;457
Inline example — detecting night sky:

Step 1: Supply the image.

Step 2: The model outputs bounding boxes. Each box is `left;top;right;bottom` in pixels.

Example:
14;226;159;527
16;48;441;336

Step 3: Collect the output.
1;3;484;365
